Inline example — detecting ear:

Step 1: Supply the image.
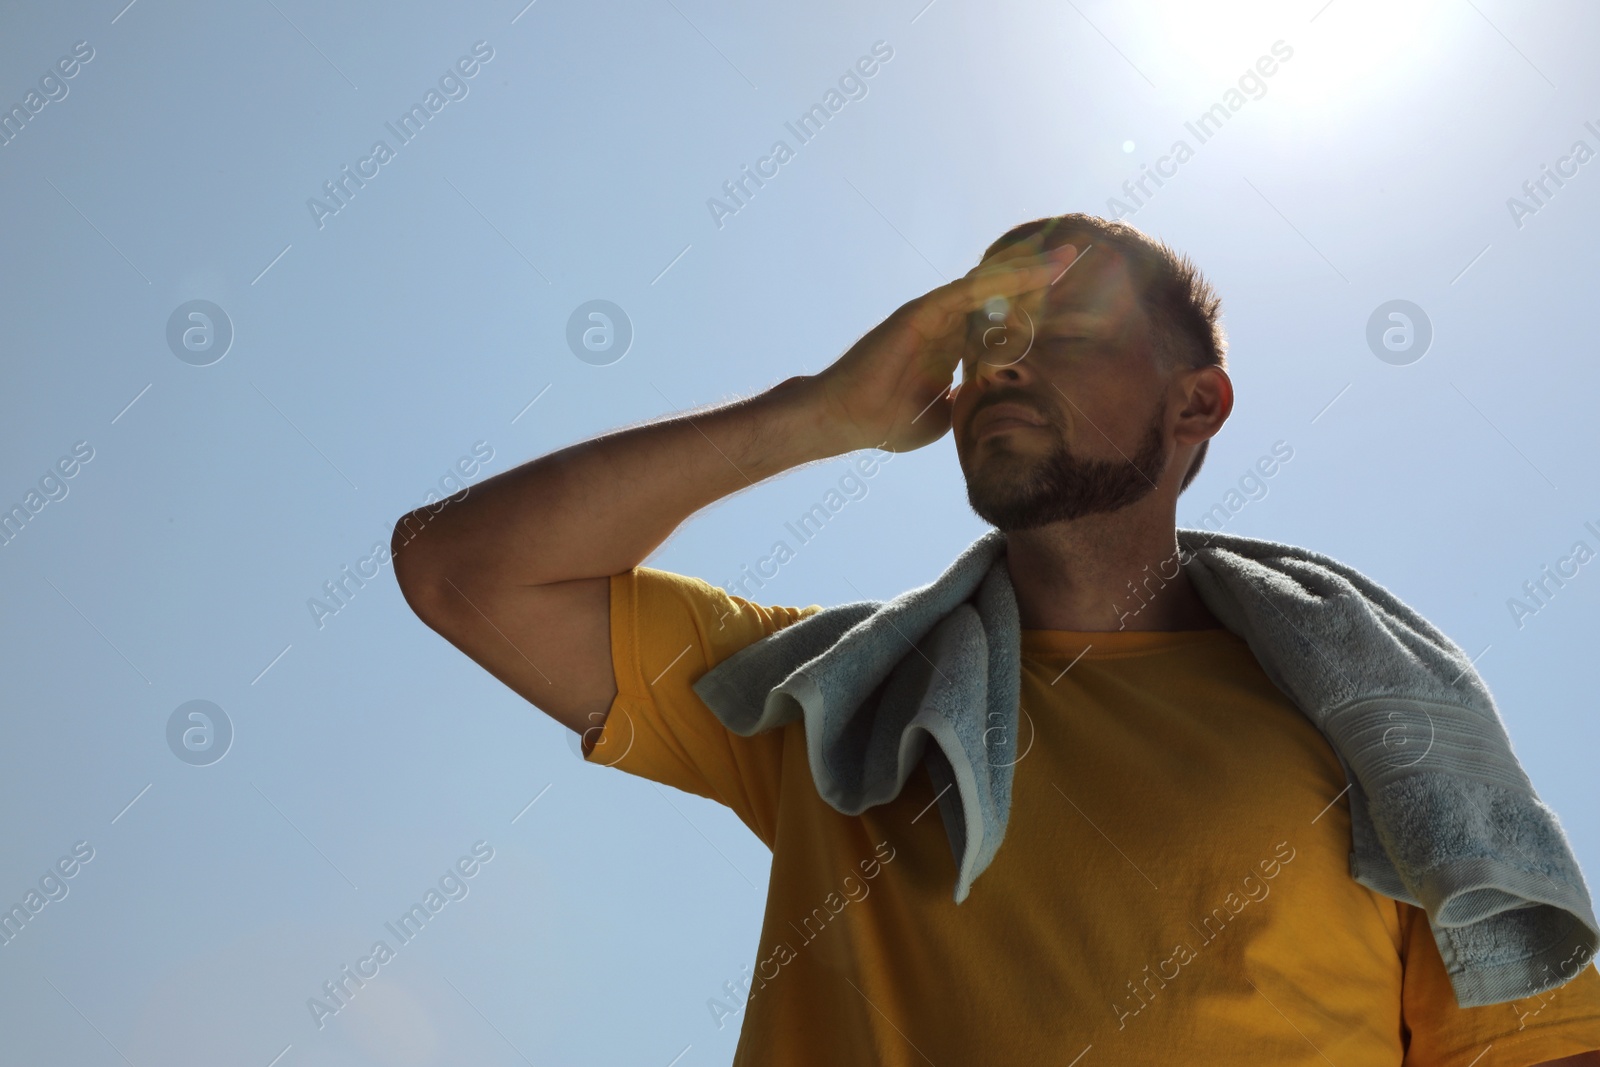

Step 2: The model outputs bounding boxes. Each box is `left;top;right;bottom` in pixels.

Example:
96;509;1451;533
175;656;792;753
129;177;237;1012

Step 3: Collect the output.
1173;365;1232;449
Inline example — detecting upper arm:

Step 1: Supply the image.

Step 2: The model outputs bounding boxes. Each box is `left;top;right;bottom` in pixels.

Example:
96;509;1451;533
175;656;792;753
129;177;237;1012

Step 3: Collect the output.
392;515;617;746
396;512;822;841
1398;900;1600;1067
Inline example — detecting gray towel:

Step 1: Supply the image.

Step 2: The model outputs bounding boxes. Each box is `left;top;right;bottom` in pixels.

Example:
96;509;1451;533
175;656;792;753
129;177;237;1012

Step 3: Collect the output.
691;526;1599;1008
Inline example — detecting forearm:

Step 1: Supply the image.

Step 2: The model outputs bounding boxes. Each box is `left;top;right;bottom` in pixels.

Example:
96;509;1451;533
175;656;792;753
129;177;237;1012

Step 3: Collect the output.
392;374;853;593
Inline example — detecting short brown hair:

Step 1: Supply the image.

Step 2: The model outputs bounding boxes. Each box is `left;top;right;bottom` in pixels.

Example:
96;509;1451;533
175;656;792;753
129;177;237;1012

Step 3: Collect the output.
981;214;1227;493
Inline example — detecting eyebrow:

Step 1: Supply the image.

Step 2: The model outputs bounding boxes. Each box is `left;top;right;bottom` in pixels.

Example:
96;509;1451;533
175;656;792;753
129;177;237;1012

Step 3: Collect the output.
1040;304;1100;321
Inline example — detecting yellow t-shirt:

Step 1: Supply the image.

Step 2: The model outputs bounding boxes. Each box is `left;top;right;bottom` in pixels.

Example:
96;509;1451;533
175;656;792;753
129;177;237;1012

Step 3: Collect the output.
586;566;1600;1066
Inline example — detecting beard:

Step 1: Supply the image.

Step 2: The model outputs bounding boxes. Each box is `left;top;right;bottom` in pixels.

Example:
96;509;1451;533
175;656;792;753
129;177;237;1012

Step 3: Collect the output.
963;398;1169;531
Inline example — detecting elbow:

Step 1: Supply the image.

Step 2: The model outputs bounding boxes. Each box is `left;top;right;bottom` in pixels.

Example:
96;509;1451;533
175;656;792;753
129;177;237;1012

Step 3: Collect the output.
390;505;506;629
390;508;451;618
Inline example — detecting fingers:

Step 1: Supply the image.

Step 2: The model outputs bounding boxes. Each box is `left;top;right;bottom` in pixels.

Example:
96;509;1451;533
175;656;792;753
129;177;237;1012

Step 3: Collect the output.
952;244;1079;315
966;235;1066;271
964;241;1079;287
914;243;1081;342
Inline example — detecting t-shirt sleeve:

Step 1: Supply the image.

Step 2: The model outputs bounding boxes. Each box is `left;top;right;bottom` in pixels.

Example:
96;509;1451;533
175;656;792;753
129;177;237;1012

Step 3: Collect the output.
1400;898;1600;1066
581;565;822;849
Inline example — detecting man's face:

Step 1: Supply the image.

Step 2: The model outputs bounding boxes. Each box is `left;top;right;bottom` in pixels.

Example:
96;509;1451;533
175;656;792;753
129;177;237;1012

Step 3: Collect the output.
951;234;1174;532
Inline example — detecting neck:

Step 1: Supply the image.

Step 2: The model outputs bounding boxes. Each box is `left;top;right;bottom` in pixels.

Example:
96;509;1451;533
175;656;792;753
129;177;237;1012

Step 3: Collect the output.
1002;502;1220;633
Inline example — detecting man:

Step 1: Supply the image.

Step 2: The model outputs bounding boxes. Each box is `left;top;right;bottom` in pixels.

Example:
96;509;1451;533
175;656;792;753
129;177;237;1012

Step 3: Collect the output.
392;214;1600;1065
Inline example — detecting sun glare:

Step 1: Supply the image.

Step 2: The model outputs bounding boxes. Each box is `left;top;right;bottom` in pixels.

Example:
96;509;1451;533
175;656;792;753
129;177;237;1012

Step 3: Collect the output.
1114;0;1447;120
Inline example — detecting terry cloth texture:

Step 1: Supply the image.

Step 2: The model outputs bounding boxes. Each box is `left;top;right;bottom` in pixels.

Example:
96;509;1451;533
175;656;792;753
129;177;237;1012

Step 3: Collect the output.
691;526;1599;1009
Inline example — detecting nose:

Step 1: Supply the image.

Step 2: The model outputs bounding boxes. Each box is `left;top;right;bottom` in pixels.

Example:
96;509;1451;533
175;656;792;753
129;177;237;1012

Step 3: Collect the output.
966;307;1038;388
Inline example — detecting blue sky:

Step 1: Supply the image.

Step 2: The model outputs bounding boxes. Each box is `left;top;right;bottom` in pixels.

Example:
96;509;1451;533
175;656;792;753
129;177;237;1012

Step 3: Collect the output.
2;0;1597;1063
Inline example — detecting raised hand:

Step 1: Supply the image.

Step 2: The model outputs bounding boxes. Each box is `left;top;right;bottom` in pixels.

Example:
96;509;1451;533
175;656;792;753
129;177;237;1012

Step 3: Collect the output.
808;242;1081;453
